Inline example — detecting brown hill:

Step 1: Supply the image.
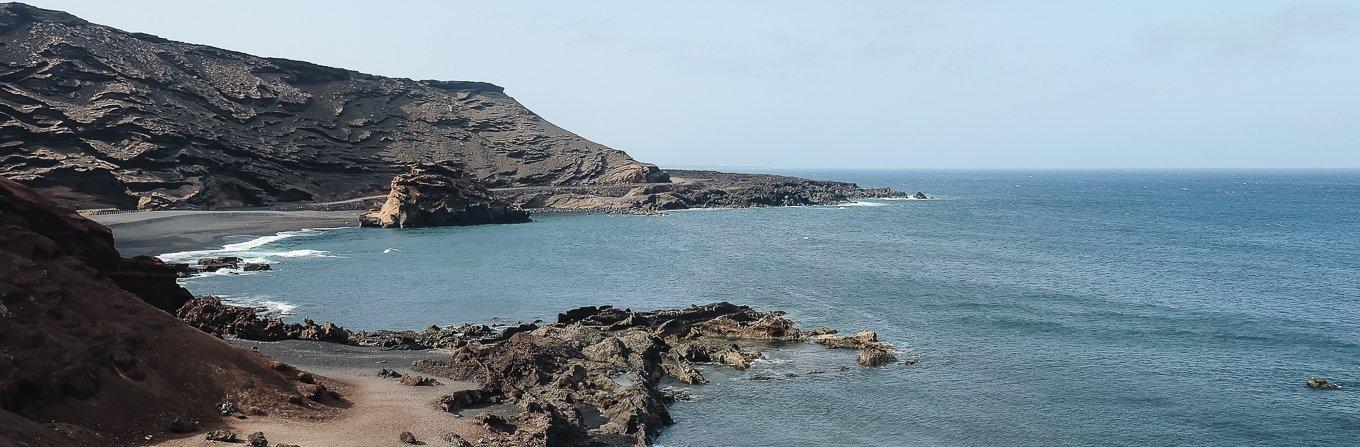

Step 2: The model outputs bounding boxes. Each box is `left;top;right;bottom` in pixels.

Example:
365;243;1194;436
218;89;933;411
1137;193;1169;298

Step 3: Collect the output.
0;176;332;446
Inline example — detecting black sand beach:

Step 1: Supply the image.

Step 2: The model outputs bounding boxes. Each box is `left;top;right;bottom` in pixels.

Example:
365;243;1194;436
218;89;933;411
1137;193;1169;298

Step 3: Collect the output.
88;210;359;256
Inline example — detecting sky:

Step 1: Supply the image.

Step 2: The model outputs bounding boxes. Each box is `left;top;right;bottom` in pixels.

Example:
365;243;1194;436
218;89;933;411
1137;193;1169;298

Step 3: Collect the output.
23;0;1360;169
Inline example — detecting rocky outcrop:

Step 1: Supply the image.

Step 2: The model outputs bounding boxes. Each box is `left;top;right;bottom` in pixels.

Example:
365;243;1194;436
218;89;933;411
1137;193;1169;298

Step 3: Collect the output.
176;297;350;344
0;177;334;446
505;169;907;213
0;3;665;210
407;302;902;446
360;161;530;228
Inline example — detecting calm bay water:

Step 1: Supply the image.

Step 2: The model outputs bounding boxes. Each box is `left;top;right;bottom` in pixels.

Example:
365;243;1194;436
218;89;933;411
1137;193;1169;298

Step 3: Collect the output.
175;170;1360;446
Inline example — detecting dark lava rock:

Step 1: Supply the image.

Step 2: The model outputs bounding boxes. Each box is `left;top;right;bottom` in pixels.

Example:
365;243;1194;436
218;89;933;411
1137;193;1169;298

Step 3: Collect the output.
204;429;236;442
242;262;272;271
398;431;418;444
377;368;404;379
1307;378;1341;390
441;432;474;447
858;347;898;367
0;4;663;210
408;301;895;446
177;297;351;344
912;191;930;199
247;431;268;447
197;256;244;272
399;375;440;386
360;161;531;228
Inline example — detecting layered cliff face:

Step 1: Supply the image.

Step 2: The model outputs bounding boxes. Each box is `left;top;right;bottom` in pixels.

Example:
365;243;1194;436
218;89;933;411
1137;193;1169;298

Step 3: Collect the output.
0;177;332;446
0;3;666;210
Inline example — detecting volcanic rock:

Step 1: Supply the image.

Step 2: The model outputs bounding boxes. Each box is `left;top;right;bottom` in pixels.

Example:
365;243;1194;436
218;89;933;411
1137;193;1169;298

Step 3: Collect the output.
1307;378;1341;390
858;347;898;367
247;431;269;447
204;430;236;442
360;161;531;228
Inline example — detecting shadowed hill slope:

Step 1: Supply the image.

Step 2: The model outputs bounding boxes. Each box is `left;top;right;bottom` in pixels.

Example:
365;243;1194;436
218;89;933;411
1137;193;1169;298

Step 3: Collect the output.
0;176;333;446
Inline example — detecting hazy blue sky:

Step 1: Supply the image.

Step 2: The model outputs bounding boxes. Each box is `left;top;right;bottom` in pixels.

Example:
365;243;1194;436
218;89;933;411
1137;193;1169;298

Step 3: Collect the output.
26;1;1360;169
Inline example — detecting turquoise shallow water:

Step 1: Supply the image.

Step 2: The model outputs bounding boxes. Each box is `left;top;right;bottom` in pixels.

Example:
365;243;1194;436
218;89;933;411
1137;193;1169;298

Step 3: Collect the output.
174;170;1360;446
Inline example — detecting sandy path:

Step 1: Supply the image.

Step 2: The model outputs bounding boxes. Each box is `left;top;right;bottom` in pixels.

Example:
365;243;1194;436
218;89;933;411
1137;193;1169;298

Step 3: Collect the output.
154;340;485;447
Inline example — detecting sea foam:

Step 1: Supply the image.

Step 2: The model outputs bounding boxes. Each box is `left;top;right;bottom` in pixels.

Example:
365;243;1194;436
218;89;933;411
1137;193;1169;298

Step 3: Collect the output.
160;228;336;264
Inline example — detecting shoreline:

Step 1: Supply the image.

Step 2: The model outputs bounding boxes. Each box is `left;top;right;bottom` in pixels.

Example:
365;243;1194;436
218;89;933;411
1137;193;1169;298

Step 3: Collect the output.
90;210;359;256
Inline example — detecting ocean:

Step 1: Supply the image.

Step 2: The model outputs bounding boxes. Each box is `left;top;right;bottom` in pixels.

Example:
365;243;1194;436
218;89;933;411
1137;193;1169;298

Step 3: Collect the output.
167;170;1360;446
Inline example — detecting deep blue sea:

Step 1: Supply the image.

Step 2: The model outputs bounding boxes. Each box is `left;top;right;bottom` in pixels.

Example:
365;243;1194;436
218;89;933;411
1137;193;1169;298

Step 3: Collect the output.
168;170;1360;446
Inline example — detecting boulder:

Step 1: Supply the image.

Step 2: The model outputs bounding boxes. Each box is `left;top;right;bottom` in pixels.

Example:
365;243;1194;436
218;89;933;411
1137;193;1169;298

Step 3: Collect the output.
399;375;440;386
912;192;930;199
398;431;418;444
858;347;898;367
242;262;272;271
247;431;268;447
196;256;243;272
204;429;236;442
360;161;531;228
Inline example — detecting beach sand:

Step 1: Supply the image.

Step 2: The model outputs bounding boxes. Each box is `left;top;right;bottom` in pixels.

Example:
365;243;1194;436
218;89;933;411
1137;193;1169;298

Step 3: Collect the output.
89;210;358;256
152;339;485;447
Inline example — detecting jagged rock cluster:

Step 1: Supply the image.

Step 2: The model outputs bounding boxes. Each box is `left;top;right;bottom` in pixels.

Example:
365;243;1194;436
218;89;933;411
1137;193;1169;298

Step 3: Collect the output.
170;298;911;446
176;297;350;344
0;177;334;446
505;169;907;213
360;161;531;228
0;3;665;210
406;303;904;447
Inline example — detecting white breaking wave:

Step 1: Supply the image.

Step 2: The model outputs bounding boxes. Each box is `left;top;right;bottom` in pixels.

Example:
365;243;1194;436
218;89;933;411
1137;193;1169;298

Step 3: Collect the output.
159;228;336;264
220;296;298;316
841;201;887;207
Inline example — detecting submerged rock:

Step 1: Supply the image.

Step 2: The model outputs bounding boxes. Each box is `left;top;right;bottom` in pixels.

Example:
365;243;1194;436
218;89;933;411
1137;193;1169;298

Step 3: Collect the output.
1307;378;1341;390
242;262;272;271
360;161;531;228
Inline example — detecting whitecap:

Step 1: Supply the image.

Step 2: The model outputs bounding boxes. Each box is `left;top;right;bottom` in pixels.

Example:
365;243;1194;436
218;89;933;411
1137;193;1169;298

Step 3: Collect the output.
159;228;335;264
220;296;298;316
841;201;887;207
